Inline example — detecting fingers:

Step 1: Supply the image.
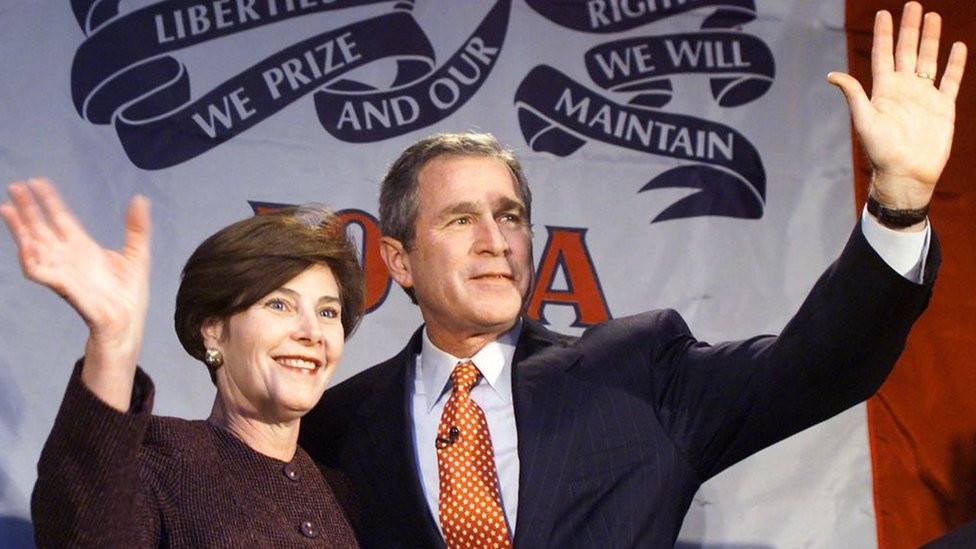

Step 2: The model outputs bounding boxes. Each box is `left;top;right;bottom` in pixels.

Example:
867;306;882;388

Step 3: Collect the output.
2;182;48;277
122;195;151;266
0;191;34;268
876;3;967;96
872;10;895;83
915;11;942;78
29;178;85;239
939;41;968;101
7;180;56;245
894;2;924;73
0;191;26;243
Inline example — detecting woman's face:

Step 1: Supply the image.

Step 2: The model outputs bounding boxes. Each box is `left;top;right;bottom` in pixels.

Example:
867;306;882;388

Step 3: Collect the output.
206;264;344;423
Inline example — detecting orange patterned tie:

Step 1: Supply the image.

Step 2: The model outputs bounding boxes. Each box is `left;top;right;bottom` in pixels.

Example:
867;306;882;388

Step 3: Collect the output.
436;360;512;548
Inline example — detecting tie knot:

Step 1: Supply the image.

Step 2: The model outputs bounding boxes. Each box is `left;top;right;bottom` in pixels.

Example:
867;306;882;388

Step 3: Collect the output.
450;360;480;393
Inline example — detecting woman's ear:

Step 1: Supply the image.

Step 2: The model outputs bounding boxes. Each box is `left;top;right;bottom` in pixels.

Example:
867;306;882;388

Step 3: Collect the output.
201;318;225;349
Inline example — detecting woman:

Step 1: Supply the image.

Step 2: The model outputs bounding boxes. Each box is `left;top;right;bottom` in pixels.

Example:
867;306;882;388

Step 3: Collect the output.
1;178;364;547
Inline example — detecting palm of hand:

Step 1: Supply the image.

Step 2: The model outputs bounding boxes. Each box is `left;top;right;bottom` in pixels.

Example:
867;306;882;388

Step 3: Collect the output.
23;222;148;336
859;71;956;189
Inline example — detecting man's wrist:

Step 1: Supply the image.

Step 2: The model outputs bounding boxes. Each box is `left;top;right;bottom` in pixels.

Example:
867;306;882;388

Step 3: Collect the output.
866;194;929;230
860;207;930;282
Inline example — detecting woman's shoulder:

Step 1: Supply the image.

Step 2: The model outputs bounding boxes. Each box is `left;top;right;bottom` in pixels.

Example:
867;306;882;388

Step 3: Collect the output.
142;416;217;465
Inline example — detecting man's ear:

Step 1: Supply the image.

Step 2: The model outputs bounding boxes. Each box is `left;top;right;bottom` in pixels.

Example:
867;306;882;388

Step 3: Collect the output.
201;318;225;349
379;236;413;290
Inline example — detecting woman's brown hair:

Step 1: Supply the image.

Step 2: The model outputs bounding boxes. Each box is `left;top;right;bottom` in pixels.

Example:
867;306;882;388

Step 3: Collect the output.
174;205;364;382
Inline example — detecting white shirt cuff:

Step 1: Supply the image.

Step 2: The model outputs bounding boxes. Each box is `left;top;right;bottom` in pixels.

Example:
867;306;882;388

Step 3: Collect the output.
860;206;930;283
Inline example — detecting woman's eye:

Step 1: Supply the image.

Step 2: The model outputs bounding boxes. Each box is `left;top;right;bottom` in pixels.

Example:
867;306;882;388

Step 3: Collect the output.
266;298;287;311
319;307;339;319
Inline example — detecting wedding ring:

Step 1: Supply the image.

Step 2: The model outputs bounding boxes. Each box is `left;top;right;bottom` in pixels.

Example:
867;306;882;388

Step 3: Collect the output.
915;71;936;82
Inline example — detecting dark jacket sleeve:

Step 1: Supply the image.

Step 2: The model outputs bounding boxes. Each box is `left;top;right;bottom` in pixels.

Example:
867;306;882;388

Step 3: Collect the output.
31;361;161;548
652;223;940;480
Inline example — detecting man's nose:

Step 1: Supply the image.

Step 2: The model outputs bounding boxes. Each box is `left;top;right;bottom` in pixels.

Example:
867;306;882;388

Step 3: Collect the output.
474;218;510;255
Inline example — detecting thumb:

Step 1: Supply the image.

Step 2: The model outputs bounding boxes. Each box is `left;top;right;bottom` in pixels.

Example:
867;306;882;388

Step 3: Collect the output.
123;195;151;266
827;71;872;124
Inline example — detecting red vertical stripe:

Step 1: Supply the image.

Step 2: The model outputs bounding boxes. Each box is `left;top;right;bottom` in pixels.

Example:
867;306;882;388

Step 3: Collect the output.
844;1;976;547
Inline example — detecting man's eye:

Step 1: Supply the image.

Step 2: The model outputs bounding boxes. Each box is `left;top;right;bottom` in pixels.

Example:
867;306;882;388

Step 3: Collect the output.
500;213;524;224
451;216;471;225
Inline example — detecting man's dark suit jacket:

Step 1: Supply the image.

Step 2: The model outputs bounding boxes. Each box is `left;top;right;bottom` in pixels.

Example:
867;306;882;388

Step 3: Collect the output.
300;226;939;548
923;519;976;548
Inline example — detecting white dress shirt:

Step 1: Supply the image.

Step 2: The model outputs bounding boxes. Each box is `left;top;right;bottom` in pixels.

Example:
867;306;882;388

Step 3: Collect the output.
410;209;930;535
411;321;522;536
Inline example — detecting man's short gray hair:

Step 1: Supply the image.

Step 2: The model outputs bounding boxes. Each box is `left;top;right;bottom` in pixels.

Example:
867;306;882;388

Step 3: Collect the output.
379;132;532;251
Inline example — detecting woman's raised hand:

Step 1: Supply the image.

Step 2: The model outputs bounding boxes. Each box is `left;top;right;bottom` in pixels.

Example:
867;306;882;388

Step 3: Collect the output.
1;178;151;410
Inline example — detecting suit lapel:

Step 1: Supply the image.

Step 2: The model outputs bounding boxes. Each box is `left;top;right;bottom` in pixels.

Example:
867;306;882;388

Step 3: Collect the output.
352;320;583;547
356;329;444;547
511;319;583;546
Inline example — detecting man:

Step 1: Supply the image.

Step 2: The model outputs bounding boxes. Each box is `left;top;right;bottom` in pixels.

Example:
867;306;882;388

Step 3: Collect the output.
301;3;967;547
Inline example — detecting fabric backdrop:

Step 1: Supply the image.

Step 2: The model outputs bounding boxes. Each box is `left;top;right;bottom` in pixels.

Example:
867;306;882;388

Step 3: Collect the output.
0;1;972;547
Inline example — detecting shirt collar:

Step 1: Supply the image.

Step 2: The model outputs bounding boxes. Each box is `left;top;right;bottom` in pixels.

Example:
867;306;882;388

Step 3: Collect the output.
420;319;522;411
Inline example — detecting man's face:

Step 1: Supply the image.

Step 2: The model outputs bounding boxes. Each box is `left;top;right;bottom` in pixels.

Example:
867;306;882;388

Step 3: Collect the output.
390;154;533;342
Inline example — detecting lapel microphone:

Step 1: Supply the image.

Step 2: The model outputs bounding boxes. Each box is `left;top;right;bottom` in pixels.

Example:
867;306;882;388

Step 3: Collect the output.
435;426;460;449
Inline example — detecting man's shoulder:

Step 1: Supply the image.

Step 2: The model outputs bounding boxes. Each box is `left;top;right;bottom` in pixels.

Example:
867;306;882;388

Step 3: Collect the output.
518;309;693;366
316;326;422;411
327;353;405;399
326;327;423;399
578;309;692;343
299;330;420;462
524;308;688;341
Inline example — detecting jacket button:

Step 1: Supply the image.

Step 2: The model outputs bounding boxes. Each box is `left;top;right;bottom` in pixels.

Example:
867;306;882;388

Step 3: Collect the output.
300;520;320;538
283;462;302;481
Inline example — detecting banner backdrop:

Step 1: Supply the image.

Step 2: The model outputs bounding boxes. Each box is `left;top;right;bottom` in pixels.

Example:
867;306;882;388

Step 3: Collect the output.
0;0;906;546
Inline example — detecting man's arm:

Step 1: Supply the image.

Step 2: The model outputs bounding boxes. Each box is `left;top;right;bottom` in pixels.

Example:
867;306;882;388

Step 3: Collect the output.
670;225;941;480
668;2;965;478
